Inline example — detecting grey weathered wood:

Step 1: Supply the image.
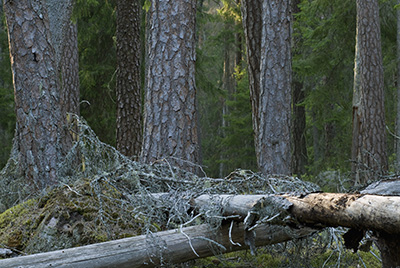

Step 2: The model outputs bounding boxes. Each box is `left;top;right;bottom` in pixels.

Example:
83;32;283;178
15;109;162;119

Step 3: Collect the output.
193;193;400;233
3;192;400;267
0;222;311;268
193;194;268;219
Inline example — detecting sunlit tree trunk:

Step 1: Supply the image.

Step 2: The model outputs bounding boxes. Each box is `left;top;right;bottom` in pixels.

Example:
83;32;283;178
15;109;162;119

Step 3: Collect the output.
116;0;142;159
257;0;292;175
141;0;199;173
4;0;76;188
351;0;387;185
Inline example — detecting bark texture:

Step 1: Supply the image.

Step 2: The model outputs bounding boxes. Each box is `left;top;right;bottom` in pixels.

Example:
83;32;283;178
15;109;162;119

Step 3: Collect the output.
116;0;142;158
258;0;292;175
46;0;74;69
352;0;387;184
60;21;79;118
141;0;199;172
4;0;62;187
241;0;262;149
60;21;80;154
4;0;76;188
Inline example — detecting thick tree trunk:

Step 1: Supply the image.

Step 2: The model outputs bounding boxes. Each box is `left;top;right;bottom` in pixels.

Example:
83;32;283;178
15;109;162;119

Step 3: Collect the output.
4;0;76;189
351;0;387;184
47;0;78;156
60;21;80;154
141;0;200;173
116;0;142;159
241;0;262;152
60;22;80;118
257;0;292;175
4;0;63;188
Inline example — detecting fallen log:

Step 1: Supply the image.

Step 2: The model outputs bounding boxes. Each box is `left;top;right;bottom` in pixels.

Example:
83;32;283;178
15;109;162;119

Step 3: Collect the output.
0;222;312;268
192;193;400;233
285;193;400;233
2;192;400;267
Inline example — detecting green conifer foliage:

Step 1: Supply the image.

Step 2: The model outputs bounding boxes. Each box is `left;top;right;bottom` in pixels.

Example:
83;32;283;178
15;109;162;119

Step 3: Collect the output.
75;0;117;146
295;0;356;174
0;10;15;169
197;0;256;177
222;69;257;173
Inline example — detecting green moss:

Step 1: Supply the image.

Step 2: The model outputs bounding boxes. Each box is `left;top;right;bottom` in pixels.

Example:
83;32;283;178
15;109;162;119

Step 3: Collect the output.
0;199;37;228
310;249;381;268
193;251;286;268
0;178;146;254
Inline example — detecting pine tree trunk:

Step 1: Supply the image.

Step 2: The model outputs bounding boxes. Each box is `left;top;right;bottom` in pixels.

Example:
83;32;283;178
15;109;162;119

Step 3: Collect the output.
4;0;76;189
60;21;80;154
60;22;80;117
241;0;262;150
141;0;199;173
116;0;142;159
257;0;292;175
4;0;61;188
351;0;387;184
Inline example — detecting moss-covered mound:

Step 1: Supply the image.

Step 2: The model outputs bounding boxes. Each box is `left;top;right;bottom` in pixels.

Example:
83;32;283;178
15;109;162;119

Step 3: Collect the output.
0;178;144;255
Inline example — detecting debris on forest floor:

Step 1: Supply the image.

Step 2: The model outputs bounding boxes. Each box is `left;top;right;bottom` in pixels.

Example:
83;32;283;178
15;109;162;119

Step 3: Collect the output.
0;117;319;259
0;117;383;267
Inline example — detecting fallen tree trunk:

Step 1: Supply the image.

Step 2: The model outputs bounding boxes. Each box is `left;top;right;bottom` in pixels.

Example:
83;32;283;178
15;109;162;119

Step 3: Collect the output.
0;222;313;268
2;192;400;267
192;193;400;233
285;193;400;233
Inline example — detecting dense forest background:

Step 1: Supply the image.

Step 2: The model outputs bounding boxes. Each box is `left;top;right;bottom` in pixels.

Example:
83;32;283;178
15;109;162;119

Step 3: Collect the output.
0;0;397;184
